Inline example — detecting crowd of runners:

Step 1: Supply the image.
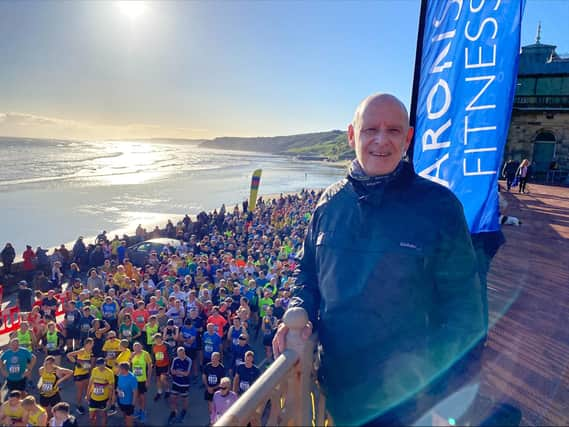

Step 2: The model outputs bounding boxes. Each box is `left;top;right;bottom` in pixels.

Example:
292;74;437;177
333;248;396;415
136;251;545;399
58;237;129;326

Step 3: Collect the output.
0;190;321;426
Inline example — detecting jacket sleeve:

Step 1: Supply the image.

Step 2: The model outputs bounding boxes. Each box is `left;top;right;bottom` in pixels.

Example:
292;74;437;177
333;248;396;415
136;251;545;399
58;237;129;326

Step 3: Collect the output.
287;210;321;328
432;197;484;364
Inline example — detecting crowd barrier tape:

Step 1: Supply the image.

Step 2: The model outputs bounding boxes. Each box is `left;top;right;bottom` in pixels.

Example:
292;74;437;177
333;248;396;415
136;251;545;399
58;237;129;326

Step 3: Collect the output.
0;291;69;337
0;306;21;335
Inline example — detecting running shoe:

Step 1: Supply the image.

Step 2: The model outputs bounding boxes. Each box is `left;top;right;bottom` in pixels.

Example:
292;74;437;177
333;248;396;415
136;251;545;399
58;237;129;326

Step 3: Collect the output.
167;411;177;425
164;391;171;399
76;406;86;415
153;393;162;402
107;404;117;416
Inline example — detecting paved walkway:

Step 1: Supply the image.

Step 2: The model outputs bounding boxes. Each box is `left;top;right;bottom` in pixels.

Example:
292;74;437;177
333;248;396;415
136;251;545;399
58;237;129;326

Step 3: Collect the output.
477;183;569;426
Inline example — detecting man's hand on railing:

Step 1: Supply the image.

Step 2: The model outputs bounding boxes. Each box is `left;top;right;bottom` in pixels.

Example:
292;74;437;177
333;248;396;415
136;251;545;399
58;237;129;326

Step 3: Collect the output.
272;316;313;358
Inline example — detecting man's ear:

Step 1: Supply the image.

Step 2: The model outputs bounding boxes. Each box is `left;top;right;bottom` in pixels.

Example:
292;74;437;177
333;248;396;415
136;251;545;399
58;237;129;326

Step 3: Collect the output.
404;127;414;152
348;124;356;150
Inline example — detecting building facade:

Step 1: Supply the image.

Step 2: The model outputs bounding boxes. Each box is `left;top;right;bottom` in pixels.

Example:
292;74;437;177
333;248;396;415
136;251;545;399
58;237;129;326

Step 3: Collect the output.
504;27;569;182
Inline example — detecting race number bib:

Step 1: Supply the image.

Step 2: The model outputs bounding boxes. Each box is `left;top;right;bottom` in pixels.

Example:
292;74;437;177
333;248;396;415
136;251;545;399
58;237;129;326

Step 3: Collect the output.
123;330;131;337
107;351;116;359
155;352;164;361
134;367;143;377
82;323;90;332
117;389;125;399
41;382;54;393
81;361;91;370
68;314;75;322
240;381;250;392
9;365;20;375
204;344;213;353
137;316;144;323
93;385;105;396
208;375;218;385
46;342;56;350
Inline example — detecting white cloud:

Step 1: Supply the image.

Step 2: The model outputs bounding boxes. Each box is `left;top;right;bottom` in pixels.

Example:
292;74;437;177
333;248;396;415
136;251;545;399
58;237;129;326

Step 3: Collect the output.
0;111;209;139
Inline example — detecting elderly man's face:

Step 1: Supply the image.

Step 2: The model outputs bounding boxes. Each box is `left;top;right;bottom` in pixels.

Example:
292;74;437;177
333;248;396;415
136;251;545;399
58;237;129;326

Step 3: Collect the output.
348;95;413;176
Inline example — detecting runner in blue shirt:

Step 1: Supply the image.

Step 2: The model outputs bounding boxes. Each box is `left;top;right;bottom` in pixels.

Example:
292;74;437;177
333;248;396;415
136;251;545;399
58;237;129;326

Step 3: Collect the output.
202;323;222;365
101;297;119;330
116;362;138;427
0;338;36;393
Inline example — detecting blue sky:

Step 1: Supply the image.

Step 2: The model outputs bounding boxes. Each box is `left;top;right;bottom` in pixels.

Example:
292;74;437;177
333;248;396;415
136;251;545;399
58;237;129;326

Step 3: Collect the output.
0;0;567;140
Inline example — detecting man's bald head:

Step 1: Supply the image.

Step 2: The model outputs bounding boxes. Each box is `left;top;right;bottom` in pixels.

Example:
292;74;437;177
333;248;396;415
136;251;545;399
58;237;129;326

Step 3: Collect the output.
347;93;414;176
352;93;409;130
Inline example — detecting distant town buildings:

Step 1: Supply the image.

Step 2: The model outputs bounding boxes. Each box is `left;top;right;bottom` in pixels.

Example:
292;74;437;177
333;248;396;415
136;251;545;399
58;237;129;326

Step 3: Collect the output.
504;24;569;182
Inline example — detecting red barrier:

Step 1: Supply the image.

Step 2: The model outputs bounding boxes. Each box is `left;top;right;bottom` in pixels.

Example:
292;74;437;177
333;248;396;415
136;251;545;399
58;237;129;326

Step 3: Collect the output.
55;292;69;316
0;290;70;338
0;306;21;335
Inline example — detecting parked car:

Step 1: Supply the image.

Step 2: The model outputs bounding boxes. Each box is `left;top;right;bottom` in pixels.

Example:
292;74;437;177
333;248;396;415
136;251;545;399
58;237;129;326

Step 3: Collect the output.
126;238;182;266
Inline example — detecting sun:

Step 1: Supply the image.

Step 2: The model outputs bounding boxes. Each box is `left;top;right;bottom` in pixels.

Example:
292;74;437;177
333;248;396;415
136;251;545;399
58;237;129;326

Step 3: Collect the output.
117;1;148;20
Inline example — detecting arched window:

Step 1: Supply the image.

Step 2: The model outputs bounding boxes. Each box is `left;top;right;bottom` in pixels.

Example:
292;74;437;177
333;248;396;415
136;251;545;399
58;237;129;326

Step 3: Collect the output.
535;131;556;142
533;131;556;173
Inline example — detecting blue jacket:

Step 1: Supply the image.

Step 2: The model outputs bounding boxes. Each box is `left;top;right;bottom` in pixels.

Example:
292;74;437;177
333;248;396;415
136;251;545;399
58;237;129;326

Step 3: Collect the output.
289;162;484;424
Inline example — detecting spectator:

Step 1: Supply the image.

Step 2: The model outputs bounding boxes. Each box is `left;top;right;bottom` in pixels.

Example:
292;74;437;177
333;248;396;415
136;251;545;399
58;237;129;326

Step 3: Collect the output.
17;280;33;312
1;242;16;277
22;245;36;282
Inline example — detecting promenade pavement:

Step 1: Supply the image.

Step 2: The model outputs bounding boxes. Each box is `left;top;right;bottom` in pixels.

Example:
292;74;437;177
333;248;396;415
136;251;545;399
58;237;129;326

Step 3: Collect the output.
474;183;569;426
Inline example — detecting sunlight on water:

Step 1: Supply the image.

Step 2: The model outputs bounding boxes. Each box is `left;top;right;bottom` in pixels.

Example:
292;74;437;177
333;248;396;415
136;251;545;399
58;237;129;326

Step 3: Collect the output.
0;137;346;252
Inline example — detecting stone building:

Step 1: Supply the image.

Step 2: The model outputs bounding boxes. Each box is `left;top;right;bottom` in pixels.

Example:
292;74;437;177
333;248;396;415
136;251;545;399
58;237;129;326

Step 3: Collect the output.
504;25;569;183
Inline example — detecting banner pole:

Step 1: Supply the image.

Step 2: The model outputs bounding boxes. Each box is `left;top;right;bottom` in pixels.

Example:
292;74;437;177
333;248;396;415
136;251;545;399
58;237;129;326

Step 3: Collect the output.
408;0;429;164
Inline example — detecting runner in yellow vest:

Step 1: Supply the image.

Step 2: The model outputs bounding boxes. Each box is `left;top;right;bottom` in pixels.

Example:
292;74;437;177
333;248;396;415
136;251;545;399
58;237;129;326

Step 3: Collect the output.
67;338;94;415
0;391;24;426
38;356;73;418
87;358;115;426
143;316;159;352
22;396;47;427
129;342;153;422
102;331;122;372
17;322;36;352
114;340;131;376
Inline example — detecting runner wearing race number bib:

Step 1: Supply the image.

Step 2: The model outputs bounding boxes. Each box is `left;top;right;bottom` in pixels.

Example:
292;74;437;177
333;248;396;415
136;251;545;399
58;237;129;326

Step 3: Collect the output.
87;358;114;426
202;323;222;366
129;342;153;423
202;352;226;415
168;347;192;425
66;338;94;415
101;331;121;372
116;362;138;427
38;356;73;417
233;351;260;396
0;337;36;395
40;322;65;366
152;335;171;402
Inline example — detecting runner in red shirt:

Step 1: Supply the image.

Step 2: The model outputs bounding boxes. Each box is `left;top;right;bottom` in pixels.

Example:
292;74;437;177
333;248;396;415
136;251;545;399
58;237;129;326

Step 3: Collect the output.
207;308;228;338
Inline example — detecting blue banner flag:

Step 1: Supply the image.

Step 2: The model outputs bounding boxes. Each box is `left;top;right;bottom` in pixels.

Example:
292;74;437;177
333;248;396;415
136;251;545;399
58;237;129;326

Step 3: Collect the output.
411;0;524;233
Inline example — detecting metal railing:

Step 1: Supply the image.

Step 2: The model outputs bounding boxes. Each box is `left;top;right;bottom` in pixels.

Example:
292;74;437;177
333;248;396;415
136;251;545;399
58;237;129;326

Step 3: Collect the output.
513;95;569;109
215;307;330;427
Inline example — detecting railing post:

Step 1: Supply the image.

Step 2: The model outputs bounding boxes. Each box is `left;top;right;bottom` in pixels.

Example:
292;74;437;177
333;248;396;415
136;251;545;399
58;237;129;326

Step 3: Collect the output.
282;307;314;427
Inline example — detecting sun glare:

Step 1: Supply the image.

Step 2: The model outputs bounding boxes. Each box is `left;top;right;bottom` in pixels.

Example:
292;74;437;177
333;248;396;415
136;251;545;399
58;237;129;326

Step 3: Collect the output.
117;1;147;20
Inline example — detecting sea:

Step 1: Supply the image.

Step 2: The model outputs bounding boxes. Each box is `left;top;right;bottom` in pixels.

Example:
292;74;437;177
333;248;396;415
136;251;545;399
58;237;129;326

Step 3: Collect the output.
0;137;346;254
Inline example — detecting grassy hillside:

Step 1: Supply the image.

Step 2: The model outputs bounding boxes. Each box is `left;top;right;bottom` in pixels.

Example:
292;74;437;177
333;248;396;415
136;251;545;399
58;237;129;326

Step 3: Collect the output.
200;130;354;161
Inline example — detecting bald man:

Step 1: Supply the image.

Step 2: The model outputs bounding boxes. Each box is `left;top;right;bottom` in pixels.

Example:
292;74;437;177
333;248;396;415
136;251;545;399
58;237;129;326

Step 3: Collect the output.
274;94;484;425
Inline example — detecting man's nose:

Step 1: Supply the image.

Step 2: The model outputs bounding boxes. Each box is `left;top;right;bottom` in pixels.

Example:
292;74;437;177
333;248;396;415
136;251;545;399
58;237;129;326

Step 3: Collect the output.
370;129;389;145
